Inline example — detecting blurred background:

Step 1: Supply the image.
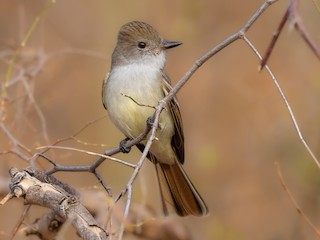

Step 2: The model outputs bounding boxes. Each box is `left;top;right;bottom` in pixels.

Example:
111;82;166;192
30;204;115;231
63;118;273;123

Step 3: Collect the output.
1;0;320;239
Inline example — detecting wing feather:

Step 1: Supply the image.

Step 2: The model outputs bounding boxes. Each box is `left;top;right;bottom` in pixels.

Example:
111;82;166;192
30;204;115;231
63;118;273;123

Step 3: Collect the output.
161;72;184;164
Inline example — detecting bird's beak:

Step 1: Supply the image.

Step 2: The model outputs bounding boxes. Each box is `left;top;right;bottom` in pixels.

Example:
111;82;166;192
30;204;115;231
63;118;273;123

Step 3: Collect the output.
162;41;182;49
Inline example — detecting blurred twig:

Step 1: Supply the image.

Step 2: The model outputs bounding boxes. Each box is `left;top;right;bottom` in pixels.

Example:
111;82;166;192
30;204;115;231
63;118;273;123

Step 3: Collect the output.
0;2;55;158
2;0;55;121
290;0;320;59
8;205;31;240
0;124;32;160
275;162;320;238
312;0;320;13
260;0;320;70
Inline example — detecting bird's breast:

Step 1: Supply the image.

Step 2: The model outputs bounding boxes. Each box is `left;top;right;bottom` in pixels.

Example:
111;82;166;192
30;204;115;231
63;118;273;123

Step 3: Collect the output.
104;64;165;138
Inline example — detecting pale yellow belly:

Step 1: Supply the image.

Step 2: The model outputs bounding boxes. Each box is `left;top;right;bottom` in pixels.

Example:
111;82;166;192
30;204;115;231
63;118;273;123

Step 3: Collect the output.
109;93;176;164
104;65;176;164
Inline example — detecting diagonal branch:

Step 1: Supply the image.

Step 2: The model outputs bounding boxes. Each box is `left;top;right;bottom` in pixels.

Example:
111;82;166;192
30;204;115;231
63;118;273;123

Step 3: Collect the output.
162;0;279;105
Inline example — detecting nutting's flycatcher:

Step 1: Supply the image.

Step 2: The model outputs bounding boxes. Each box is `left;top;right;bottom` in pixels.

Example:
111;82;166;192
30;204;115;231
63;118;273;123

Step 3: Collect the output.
102;21;208;216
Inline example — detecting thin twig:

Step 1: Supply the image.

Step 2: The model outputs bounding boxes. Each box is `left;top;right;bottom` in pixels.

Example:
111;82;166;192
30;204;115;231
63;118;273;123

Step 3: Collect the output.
21;75;50;145
45;117;152;176
121;93;156;110
1;2;55;137
30;116;106;168
261;0;320;70
275;162;320;237
118;185;132;240
9;205;31;240
38;145;136;169
289;0;320;59
243;35;320;169
39;116;107;153
116;106;162;240
260;7;290;70
0;124;32;160
94;169;113;196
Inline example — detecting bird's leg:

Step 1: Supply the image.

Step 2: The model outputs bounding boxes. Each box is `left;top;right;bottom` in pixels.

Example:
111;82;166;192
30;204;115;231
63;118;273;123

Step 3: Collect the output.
119;138;131;153
146;116;154;130
120;117;154;154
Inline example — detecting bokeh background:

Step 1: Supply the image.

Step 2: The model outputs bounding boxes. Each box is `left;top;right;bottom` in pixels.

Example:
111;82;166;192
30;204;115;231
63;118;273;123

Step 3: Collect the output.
1;0;320;239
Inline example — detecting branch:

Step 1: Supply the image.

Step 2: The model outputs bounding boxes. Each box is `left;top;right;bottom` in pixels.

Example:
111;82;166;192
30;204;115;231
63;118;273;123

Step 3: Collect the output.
162;0;278;106
260;0;320;69
259;6;289;70
1;168;108;240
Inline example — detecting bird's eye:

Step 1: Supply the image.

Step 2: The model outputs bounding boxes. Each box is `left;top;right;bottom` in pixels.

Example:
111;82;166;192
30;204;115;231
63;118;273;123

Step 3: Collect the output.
138;41;146;49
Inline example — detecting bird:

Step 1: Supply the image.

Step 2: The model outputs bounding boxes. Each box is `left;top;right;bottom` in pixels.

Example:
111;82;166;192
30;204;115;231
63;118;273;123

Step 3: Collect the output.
102;21;208;216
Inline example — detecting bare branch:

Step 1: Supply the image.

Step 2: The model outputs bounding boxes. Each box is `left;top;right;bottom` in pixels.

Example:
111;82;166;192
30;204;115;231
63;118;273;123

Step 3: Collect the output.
38;145;136;168
260;0;320;69
2;168;108;240
260;7;290;70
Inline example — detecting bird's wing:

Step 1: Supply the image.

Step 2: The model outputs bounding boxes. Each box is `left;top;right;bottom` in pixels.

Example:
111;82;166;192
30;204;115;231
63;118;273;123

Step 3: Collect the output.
161;71;185;164
102;73;109;110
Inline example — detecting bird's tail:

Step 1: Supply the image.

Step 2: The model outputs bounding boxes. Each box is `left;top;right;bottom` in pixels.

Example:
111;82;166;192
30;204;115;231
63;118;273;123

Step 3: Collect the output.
156;162;208;216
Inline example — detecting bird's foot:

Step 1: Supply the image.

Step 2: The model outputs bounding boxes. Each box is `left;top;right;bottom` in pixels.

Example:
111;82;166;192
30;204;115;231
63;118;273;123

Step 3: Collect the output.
146;116;154;130
119;138;131;153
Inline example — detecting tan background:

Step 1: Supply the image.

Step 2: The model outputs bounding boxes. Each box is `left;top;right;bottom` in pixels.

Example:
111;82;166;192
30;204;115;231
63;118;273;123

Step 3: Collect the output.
1;0;320;239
